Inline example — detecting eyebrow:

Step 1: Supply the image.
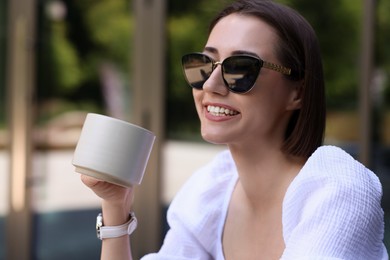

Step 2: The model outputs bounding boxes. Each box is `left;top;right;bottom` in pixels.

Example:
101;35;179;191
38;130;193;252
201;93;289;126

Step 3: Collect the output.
231;50;260;58
203;46;260;59
203;46;218;54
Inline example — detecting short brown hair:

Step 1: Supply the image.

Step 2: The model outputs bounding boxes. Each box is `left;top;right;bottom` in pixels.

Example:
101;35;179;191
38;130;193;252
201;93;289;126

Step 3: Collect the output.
209;0;326;158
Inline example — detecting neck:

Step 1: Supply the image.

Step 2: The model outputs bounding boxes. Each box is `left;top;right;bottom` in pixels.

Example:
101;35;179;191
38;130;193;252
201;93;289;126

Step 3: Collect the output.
228;143;305;212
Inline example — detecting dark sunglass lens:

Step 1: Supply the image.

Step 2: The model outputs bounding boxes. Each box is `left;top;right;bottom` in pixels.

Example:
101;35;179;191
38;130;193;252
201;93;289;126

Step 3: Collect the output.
182;54;213;89
222;56;261;93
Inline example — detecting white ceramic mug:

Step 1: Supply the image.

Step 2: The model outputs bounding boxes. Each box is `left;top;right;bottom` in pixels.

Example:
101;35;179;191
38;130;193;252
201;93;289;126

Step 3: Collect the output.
72;113;156;187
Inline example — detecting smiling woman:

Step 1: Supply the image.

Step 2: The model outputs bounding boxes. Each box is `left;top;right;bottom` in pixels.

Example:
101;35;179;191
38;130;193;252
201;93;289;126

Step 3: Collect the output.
81;1;388;259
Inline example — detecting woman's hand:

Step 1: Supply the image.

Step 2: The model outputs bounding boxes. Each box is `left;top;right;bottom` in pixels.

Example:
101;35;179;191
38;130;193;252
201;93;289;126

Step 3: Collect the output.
81;175;133;205
81;175;134;259
81;174;134;225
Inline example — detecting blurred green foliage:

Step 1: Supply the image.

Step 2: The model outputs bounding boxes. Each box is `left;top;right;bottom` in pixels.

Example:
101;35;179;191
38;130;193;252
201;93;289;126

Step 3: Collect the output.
290;0;362;108
36;0;133;123
50;22;82;93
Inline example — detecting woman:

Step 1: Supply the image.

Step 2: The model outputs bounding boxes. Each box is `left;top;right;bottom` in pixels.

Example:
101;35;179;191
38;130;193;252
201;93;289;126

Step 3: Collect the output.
82;0;388;259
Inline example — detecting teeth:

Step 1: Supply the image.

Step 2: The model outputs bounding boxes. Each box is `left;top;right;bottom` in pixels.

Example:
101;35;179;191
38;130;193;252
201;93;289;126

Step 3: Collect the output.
207;105;239;116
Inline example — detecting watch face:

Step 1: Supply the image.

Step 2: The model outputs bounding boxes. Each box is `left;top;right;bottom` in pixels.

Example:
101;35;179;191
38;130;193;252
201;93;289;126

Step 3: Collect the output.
96;213;103;239
128;214;138;234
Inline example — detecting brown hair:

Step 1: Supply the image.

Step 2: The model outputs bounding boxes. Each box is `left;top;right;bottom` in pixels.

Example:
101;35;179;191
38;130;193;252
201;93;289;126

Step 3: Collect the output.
210;0;326;158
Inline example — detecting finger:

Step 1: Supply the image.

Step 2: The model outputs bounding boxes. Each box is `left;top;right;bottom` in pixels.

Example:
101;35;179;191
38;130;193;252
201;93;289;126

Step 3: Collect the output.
80;174;102;187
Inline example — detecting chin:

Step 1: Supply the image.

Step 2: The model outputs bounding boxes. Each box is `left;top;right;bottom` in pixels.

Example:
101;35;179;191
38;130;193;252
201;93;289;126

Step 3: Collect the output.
201;131;228;145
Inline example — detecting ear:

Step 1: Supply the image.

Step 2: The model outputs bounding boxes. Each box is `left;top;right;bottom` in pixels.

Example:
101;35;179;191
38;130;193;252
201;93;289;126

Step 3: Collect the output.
286;80;304;111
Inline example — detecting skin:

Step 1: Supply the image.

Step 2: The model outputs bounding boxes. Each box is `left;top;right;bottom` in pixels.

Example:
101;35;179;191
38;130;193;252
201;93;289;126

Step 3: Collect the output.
82;12;306;260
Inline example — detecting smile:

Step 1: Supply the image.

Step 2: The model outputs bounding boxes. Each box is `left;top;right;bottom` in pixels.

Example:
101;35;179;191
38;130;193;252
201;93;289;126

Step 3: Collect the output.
207;105;239;117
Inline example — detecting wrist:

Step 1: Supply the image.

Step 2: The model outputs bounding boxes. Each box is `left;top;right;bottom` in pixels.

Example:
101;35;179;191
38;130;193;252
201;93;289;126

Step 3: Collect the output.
101;200;131;226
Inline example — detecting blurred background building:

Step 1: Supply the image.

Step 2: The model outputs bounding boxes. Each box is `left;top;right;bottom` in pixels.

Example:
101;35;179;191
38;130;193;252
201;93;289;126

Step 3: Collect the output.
0;0;389;259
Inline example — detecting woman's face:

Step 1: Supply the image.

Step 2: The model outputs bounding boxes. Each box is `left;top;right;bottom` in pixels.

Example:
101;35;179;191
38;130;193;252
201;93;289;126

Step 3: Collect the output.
193;13;301;149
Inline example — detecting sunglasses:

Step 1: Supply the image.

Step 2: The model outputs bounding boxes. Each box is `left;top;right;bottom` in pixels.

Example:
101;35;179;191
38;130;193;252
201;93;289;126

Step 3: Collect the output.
181;52;292;94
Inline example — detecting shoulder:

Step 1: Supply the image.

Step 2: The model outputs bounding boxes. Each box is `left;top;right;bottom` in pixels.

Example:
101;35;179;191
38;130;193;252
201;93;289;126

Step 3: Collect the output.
166;150;237;250
286;145;382;199
282;145;386;259
284;145;384;220
284;145;384;223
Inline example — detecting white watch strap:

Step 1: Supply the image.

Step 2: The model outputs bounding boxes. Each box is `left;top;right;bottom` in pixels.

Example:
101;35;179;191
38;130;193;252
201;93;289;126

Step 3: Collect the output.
97;212;137;240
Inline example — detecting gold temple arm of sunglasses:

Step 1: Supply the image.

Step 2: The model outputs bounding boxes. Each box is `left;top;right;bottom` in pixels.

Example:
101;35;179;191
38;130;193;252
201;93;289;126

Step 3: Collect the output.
263;61;291;75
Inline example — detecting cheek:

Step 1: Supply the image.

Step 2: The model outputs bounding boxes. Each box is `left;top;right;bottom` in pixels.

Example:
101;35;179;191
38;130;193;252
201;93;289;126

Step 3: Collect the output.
240;85;289;128
252;78;293;112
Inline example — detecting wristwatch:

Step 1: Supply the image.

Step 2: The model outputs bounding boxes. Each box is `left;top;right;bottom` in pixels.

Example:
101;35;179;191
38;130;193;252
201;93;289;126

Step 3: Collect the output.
96;212;137;240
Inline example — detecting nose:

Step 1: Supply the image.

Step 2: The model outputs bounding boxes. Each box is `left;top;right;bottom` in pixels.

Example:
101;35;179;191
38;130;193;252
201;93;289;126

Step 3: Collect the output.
202;63;229;95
